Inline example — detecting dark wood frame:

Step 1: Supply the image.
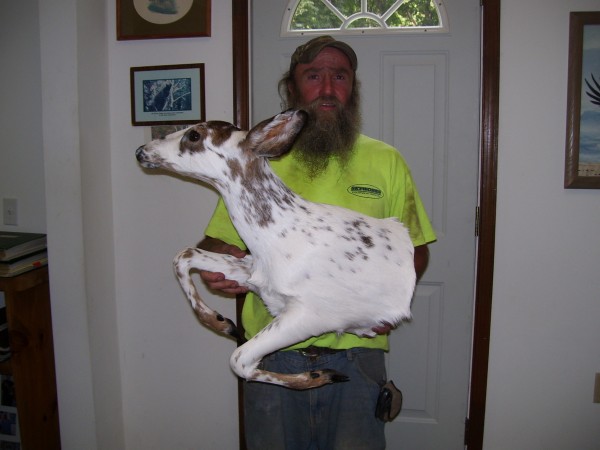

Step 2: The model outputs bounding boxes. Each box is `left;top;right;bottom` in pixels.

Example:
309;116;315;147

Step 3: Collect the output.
231;1;500;448
564;11;600;189
232;2;250;449
130;63;206;126
465;1;500;448
117;0;211;40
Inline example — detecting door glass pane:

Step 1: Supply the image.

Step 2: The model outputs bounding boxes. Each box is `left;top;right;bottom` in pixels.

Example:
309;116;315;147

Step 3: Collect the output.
285;0;447;35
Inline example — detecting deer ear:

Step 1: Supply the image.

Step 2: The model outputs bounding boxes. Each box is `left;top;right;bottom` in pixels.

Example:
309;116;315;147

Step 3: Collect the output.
244;110;307;158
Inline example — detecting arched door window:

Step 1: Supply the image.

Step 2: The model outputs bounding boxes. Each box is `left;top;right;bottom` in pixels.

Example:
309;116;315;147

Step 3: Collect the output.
282;0;449;36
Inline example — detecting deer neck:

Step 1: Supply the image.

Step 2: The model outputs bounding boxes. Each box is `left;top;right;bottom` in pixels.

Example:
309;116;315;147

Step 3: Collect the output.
218;157;303;248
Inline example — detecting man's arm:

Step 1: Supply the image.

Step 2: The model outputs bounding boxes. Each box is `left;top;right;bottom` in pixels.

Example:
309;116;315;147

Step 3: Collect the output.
197;236;249;294
199;236;429;331
414;244;430;282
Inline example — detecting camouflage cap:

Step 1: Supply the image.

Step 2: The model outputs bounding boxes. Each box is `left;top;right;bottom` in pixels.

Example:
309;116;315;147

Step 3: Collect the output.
289;35;358;73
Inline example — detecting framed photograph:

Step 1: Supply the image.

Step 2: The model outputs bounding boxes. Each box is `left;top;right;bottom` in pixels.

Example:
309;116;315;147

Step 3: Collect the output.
117;0;211;40
565;11;600;189
130;64;206;126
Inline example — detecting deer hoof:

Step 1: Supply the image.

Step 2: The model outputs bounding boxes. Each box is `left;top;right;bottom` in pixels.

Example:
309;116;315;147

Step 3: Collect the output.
215;314;239;340
310;369;349;384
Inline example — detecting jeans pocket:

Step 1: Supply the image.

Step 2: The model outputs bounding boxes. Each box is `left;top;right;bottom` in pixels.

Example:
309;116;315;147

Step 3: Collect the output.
352;349;387;387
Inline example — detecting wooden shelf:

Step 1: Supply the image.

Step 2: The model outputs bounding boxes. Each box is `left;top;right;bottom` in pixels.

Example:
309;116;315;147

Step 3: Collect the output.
0;266;61;449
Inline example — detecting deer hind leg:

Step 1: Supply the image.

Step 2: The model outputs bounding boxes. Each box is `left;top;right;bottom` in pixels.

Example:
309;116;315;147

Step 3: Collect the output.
230;312;349;390
173;247;253;339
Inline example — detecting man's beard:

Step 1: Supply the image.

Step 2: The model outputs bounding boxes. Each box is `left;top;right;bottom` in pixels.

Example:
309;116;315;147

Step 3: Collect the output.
287;94;361;178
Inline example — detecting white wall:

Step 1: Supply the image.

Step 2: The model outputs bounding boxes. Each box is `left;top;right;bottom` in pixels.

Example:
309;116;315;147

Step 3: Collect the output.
107;0;239;447
0;0;46;233
485;0;600;448
37;0;239;448
4;0;600;449
39;0;99;446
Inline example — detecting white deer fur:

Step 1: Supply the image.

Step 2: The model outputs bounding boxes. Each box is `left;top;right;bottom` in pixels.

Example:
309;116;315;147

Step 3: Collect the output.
135;110;416;390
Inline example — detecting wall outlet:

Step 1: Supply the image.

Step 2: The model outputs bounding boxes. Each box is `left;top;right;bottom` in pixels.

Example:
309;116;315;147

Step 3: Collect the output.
594;373;600;404
3;198;18;226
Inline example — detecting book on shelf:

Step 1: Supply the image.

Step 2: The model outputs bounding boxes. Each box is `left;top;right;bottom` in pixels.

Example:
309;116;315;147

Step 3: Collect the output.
0;373;19;448
0;329;8;363
0;232;46;262
0;308;7;362
0;251;48;278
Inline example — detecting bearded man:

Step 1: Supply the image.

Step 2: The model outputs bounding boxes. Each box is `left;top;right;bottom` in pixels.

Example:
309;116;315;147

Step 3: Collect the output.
198;36;436;450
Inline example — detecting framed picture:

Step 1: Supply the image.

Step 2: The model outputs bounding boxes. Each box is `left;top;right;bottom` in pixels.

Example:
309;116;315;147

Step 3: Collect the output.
565;11;600;189
117;0;211;40
130;64;206;126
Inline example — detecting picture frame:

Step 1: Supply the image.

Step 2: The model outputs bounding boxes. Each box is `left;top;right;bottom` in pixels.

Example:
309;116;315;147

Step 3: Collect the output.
117;0;211;40
130;64;206;126
565;11;600;189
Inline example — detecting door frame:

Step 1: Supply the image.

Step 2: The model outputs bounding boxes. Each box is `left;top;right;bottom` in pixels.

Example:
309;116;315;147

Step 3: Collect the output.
230;1;500;448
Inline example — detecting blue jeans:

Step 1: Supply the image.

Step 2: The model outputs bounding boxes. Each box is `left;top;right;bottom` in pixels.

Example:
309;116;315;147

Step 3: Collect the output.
244;348;387;450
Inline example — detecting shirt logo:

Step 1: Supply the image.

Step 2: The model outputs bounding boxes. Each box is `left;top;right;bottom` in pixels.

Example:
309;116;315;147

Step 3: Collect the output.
347;184;384;199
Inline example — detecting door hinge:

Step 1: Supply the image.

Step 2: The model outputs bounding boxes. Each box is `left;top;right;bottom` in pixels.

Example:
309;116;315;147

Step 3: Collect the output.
464;416;470;446
475;206;480;237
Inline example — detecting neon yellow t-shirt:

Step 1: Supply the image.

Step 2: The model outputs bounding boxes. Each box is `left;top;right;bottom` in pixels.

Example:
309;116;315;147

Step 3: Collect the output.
204;134;436;350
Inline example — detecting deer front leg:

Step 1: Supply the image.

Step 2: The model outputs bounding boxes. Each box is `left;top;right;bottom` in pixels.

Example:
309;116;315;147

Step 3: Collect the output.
230;311;349;390
173;247;253;339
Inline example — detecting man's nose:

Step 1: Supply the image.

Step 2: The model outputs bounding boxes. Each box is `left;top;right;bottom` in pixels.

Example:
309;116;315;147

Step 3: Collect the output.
319;75;334;96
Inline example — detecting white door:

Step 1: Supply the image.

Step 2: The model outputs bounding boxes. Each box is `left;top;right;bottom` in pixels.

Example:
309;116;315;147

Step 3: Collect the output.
251;1;481;448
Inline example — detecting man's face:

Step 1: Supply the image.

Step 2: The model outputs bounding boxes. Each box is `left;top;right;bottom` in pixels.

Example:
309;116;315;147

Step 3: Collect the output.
290;47;354;111
284;46;360;178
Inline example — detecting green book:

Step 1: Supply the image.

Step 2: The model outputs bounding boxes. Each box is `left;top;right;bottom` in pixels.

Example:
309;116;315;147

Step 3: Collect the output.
0;232;47;262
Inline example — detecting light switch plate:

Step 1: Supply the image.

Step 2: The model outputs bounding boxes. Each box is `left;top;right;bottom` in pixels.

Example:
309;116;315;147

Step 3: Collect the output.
2;198;18;226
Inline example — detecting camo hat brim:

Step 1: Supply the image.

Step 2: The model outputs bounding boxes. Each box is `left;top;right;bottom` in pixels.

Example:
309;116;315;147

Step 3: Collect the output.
289;35;358;73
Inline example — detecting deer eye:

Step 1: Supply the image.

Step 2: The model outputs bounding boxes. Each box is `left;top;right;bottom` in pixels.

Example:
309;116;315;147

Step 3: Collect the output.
188;130;201;142
189;130;201;142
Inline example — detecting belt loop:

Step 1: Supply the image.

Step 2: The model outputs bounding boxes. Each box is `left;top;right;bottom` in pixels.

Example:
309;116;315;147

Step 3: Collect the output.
346;349;354;361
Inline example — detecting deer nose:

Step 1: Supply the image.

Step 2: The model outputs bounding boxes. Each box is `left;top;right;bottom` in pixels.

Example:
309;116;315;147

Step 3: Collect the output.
135;146;146;162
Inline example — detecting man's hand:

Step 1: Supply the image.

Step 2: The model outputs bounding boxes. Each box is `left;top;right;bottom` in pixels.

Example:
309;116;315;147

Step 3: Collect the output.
371;322;395;335
197;236;250;295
